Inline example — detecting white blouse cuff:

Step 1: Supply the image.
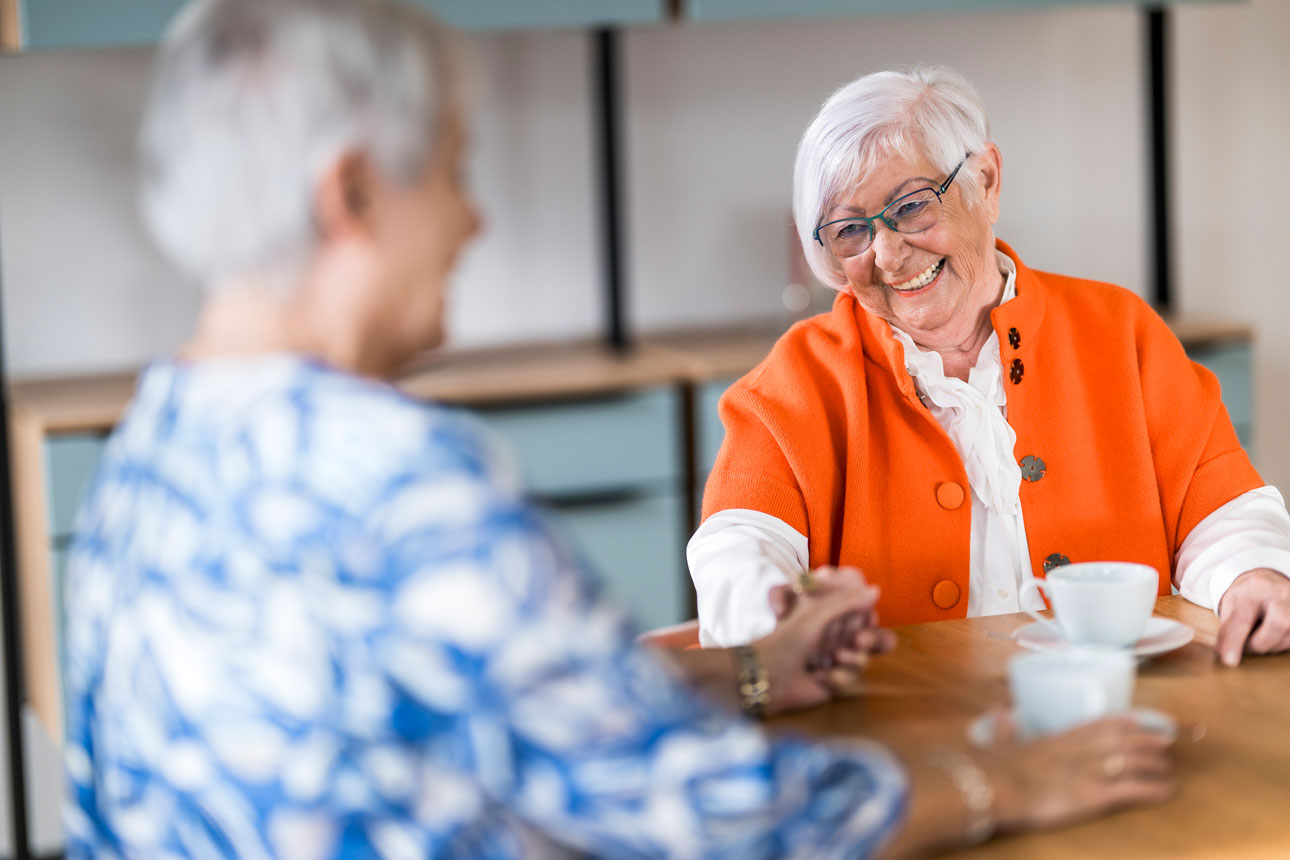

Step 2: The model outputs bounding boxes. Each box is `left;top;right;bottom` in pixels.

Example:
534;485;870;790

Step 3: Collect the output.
1174;486;1290;611
686;509;808;648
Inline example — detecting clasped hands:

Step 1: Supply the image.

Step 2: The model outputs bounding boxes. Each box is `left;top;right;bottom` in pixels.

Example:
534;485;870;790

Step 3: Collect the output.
751;566;895;714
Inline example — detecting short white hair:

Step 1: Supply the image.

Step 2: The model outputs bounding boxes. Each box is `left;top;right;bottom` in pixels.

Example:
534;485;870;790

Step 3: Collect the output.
792;65;991;289
138;0;461;288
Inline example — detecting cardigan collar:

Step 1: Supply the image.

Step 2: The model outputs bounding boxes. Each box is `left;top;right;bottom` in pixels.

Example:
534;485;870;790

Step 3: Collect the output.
844;238;1047;405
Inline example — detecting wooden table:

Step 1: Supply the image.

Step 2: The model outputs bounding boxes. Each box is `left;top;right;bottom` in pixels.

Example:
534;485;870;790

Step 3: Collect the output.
772;596;1290;859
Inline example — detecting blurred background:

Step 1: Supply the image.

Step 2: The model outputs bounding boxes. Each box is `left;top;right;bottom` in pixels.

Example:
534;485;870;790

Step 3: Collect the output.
1;0;1288;854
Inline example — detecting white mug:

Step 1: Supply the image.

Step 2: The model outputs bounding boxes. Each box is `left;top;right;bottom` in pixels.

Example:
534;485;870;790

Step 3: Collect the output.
1008;649;1136;738
1020;561;1159;648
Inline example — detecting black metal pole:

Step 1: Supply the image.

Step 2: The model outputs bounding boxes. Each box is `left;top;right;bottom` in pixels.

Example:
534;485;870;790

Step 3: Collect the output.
0;225;33;859
1146;5;1173;311
592;27;629;352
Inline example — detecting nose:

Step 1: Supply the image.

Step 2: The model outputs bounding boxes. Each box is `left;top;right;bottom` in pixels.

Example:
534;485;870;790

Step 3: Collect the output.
869;223;909;277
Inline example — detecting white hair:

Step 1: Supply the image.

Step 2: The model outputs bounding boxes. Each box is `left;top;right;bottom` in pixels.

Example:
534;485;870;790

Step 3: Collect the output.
138;0;461;289
792;65;991;289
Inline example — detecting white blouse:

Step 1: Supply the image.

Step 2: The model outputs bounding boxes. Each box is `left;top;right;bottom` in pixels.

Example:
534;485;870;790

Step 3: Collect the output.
689;253;1290;647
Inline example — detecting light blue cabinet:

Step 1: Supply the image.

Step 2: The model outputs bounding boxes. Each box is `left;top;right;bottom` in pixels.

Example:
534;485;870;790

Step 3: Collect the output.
1190;341;1254;453
43;387;693;645
685;0;1237;24
44;433;106;538
547;490;686;630
8;0;666;50
473;388;680;497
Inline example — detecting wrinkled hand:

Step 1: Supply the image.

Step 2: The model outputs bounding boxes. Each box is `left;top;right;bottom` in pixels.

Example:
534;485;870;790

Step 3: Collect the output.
982;715;1175;832
756;566;894;715
1216;568;1290;666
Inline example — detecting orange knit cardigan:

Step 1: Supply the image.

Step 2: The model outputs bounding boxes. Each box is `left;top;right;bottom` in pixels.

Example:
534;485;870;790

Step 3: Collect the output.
701;241;1263;627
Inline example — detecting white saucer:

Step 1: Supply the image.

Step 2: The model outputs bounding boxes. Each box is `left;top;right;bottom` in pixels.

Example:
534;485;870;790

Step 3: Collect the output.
1012;616;1194;658
967;706;1178;748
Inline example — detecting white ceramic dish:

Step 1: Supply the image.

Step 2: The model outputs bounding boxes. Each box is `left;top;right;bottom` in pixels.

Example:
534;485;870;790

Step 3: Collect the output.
1012;616;1194;658
967;706;1178;748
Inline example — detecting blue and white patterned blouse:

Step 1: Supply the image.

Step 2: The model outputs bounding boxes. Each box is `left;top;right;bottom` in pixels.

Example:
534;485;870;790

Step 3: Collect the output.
63;355;907;859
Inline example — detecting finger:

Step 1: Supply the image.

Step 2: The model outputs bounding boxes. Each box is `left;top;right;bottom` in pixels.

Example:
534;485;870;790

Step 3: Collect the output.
871;628;897;654
768;584;796;620
1246;607;1290;654
822;666;865;695
1102;775;1176;809
1216;600;1261;667
828;647;870;670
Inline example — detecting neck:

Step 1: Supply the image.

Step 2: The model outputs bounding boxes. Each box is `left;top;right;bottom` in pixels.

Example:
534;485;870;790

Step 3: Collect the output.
912;266;1007;382
180;270;394;377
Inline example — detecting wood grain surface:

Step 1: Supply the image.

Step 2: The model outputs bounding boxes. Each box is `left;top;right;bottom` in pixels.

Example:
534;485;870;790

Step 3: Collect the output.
770;596;1290;859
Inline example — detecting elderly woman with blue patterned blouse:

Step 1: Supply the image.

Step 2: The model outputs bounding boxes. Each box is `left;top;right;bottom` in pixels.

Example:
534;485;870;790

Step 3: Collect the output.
62;0;1175;857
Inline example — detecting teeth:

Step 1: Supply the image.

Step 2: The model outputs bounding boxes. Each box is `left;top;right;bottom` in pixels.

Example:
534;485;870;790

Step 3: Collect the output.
891;259;943;291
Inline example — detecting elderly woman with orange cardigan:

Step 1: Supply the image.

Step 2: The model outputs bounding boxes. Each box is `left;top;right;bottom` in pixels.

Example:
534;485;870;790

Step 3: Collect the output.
690;65;1290;666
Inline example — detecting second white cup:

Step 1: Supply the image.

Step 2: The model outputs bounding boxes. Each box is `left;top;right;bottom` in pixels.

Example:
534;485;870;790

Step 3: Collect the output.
1008;649;1136;738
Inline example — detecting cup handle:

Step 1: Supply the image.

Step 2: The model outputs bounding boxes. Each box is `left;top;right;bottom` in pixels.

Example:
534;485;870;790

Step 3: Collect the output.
1020;579;1065;640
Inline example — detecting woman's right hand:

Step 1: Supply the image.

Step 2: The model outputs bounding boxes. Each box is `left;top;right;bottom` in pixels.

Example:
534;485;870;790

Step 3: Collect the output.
986;715;1175;832
889;716;1174;858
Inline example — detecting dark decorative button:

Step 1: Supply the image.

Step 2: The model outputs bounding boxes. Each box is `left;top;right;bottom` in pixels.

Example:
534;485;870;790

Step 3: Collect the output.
1008;327;1021;349
1019;455;1046;482
1009;358;1024;384
1043;553;1072;573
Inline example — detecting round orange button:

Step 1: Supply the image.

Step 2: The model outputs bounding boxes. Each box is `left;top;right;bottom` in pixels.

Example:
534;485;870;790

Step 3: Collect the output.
932;579;961;610
936;481;965;510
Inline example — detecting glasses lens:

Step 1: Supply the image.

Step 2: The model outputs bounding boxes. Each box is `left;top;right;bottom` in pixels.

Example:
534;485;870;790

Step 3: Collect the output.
825;220;873;257
887;189;940;234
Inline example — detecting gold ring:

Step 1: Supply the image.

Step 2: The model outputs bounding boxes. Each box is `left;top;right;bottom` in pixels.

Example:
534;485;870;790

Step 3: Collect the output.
1102;752;1127;780
792;570;818;595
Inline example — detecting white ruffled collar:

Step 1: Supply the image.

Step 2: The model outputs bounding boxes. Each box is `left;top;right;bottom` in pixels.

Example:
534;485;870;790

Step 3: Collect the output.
890;251;1021;514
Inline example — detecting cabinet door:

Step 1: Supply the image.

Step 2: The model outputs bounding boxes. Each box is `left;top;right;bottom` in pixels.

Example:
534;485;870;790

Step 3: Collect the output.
474;388;680;497
416;0;665;30
44;433;106;539
544;491;688;631
1188;342;1254;451
684;0;1236;23
11;0;665;50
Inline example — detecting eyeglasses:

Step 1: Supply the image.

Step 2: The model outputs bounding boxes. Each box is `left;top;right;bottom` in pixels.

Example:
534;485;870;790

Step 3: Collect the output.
812;156;968;259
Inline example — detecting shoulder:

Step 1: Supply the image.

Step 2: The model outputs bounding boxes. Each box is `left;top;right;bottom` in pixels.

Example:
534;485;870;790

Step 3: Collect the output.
1028;268;1177;348
1032;267;1152;317
726;295;864;413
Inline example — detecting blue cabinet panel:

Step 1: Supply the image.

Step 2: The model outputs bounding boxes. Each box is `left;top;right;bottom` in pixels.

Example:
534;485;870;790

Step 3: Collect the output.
1187;342;1253;432
16;0;665;49
686;0;1238;23
20;0;186;49
475;388;680;497
416;0;665;30
697;377;736;476
44;433;106;538
545;490;687;630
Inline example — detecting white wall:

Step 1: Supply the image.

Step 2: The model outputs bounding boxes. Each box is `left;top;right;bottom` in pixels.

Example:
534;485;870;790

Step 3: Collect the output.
0;32;603;379
1175;0;1290;492
625;6;1147;332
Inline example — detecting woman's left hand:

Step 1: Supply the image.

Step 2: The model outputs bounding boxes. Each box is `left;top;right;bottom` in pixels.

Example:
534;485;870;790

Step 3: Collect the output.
1216;567;1290;666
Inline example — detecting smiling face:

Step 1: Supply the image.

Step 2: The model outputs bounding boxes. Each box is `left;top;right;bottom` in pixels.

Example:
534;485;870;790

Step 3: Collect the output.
825;144;1004;354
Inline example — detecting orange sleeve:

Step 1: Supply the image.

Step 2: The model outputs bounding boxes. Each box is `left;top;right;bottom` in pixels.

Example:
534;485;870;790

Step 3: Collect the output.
700;382;810;536
1136;308;1263;550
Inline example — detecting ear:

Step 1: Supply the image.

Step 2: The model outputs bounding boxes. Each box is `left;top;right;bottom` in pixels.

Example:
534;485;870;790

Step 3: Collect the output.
314;151;376;242
977;143;1003;225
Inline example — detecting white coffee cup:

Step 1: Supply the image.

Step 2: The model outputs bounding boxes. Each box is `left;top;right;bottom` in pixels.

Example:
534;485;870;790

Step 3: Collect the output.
1020;561;1159;648
1008;649;1136;738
